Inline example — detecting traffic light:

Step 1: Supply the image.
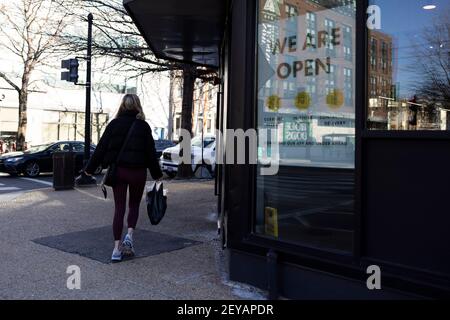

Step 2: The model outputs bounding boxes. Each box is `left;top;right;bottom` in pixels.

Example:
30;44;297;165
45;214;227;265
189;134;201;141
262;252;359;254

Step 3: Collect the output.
61;58;79;84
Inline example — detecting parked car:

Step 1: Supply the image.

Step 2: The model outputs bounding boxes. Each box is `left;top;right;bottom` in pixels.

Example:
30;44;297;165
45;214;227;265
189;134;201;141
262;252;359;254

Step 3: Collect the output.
154;139;176;159
0;141;103;177
160;135;216;178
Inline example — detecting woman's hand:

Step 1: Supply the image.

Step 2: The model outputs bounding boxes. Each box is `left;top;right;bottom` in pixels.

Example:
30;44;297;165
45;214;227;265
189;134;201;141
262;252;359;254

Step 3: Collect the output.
84;171;92;177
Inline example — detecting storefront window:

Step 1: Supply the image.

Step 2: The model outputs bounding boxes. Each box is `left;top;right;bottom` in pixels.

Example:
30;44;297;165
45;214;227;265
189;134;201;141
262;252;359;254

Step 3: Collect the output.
367;0;450;130
255;0;356;252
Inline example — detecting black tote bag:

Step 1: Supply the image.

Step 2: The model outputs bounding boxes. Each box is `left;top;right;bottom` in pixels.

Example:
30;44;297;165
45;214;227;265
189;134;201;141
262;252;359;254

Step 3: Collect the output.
146;182;167;225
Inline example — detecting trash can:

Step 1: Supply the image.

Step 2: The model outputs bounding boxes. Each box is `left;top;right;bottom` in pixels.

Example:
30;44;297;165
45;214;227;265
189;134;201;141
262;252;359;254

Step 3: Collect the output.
53;151;75;190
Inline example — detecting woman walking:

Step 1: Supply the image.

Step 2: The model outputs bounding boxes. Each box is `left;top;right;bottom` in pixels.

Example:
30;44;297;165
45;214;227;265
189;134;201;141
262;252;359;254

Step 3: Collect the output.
84;94;163;262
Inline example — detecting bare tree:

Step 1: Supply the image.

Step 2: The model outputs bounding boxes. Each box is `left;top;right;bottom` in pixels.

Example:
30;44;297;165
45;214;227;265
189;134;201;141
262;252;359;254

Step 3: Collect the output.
411;9;450;108
57;0;219;178
0;0;70;150
92;112;109;143
56;0;183;75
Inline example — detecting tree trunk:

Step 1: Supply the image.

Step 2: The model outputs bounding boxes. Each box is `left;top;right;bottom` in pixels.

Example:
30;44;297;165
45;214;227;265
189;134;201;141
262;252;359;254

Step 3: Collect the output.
16;64;32;151
168;71;174;140
16;89;28;151
181;66;195;136
96;113;101;143
177;66;196;179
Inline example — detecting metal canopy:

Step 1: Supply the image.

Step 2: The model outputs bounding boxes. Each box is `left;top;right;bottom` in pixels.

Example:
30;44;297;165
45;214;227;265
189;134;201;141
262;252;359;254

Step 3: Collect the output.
123;0;226;68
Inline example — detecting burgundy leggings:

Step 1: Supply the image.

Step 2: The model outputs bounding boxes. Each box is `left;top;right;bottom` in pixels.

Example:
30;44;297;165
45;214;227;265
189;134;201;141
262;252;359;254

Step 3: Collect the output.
112;167;147;241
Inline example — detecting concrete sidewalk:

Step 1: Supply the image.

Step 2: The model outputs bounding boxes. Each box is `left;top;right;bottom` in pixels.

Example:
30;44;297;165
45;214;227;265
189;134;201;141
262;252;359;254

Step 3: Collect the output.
0;179;265;300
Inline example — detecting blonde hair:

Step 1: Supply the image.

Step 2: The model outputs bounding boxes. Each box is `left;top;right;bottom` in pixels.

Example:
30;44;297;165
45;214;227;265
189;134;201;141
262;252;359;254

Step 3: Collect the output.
116;94;146;120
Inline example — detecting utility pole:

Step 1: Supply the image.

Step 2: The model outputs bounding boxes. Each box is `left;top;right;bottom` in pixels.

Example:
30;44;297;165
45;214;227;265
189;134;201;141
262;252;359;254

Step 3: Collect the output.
84;13;93;164
76;13;96;186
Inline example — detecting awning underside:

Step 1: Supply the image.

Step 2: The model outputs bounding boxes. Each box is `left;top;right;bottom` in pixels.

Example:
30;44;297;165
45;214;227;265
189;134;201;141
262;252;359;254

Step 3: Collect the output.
124;0;226;68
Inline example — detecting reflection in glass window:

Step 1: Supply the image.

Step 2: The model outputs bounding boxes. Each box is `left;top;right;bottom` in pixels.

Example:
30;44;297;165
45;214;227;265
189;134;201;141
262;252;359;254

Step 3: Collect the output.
256;0;356;252
344;68;353;106
367;0;450;130
51;143;71;152
306;12;317;51
72;143;85;153
343;25;353;61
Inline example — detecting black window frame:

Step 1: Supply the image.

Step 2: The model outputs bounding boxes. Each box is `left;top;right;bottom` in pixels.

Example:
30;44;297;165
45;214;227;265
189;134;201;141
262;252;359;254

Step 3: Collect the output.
224;0;450;298
225;0;364;268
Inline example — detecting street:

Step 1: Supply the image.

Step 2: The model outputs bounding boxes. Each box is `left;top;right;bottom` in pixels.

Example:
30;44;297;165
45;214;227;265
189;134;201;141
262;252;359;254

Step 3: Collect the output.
0;173;54;201
0;172;110;201
0;171;181;202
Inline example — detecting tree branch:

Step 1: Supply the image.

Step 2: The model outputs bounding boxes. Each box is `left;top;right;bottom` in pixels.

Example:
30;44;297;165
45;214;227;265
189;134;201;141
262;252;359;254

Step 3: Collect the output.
0;71;21;92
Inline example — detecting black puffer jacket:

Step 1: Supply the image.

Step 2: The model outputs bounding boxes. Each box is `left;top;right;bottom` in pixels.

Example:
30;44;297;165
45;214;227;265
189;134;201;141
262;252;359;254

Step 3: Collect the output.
85;110;163;179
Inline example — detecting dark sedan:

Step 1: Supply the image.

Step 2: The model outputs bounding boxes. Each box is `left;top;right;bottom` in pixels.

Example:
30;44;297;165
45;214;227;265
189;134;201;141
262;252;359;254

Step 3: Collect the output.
0;141;103;177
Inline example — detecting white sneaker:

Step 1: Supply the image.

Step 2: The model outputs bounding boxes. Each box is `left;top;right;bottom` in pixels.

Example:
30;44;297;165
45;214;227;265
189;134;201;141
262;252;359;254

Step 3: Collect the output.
111;248;123;263
122;234;135;257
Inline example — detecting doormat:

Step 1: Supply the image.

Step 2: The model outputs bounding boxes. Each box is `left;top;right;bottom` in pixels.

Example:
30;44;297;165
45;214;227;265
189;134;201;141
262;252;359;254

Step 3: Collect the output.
33;226;201;264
